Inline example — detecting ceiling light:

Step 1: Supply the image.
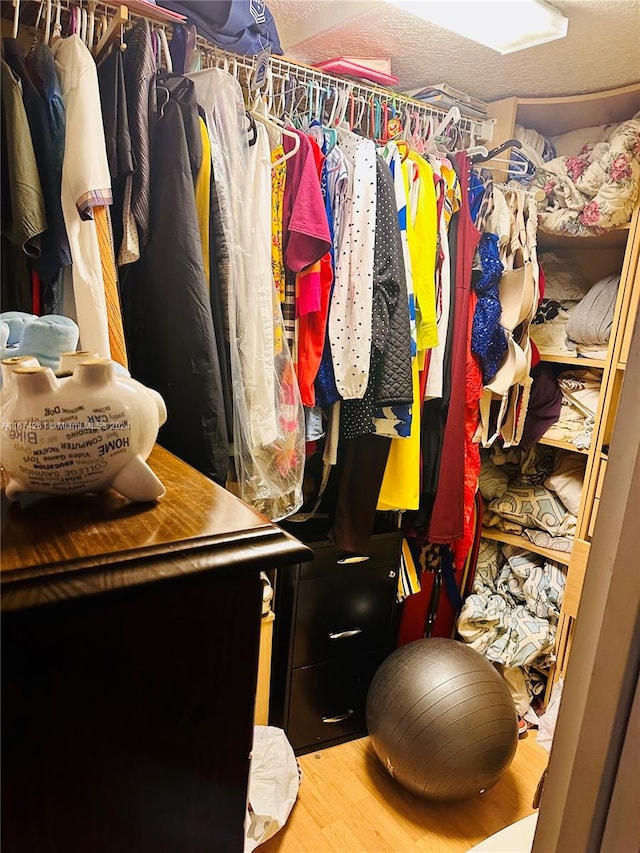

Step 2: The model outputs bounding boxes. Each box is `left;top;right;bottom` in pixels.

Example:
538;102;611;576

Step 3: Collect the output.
384;0;569;54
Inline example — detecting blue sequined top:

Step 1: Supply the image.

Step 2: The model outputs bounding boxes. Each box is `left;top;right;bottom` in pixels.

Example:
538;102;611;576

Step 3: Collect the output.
471;233;507;384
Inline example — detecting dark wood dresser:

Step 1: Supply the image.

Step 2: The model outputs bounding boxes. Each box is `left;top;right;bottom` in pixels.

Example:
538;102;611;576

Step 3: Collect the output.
0;446;309;853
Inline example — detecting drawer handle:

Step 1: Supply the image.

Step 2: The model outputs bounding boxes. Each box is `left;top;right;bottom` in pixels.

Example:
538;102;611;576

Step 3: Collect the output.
322;710;355;724
336;555;369;564
328;629;363;640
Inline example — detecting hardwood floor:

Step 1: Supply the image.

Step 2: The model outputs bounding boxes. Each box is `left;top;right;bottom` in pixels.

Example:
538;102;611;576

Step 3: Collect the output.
259;734;548;853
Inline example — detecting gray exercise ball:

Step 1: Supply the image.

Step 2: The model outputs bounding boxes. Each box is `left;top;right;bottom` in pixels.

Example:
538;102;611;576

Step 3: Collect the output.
366;638;518;801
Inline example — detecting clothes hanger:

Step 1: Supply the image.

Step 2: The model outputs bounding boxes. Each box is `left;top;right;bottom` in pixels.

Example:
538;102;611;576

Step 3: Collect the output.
433;106;461;142
329;84;351;129
156;84;170;119
33;0;52;47
94;12;107;44
245;111;257;146
249;91;301;167
283;81;306;129
86;1;95;49
472;138;523;163
156;26;172;72
275;73;295;121
12;0;20;39
465;145;490;158
353;94;367;133
51;0;62;41
80;6;88;45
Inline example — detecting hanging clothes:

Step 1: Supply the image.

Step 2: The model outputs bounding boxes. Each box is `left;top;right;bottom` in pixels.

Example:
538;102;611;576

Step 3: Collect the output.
189;67;305;518
97;45;137;266
0;59;47;314
271;143;287;303
428;151;482;544
4;38;70;314
406;150;438;351
194;115;212;282
281;127;332;353
51;34;112;356
424;156;461;401
295;130;333;408
121;71;229;484
340;155;412;440
332;154;410;554
377;143;441;512
329;132;377;400
374;140;415;440
208;162;234;443
314;141;350;409
122;21;156;253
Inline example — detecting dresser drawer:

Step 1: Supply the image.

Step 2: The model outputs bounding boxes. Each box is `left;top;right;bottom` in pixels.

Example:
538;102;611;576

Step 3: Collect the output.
299;533;400;580
287;654;382;752
293;565;397;667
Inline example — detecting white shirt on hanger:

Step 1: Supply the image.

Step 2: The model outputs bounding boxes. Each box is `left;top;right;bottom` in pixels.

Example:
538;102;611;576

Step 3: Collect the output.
52;34;111;358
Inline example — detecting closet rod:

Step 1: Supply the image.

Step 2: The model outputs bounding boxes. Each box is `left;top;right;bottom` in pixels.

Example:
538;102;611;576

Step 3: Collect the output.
201;44;495;145
42;0;186;28
30;0;494;145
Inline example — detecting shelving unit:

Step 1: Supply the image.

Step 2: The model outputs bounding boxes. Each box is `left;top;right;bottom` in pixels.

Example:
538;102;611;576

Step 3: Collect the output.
537;224;630;251
481;527;572;566
485;84;640;693
538;351;608;369
537;435;589;455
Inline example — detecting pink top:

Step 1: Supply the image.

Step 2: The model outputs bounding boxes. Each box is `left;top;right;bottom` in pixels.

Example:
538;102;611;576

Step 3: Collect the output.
282;130;331;275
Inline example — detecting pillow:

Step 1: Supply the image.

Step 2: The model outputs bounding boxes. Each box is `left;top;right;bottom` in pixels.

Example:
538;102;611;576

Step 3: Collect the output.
479;459;510;501
488;485;577;537
519;445;556;486
530;300;579;353
566;273;620;347
483;509;524;535
551;122;620;158
538;253;588;301
545;451;586;516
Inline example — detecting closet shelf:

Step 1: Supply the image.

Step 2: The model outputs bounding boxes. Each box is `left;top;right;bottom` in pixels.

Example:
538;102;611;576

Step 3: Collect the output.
537;435;589;455
538;223;630;250
538;350;607;368
481;528;572;566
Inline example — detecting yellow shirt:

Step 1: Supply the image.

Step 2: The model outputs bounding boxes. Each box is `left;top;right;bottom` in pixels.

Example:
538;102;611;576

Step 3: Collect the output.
377;354;421;511
404;152;438;352
194;116;211;284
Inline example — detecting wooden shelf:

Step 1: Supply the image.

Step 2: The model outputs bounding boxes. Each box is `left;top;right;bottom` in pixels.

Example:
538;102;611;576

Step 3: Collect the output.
538;350;607;368
538;223;630;250
481;527;572;566
514;83;640;137
538;435;589;454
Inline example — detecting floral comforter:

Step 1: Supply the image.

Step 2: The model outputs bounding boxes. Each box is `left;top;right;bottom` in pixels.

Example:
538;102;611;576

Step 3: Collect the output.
530;116;640;236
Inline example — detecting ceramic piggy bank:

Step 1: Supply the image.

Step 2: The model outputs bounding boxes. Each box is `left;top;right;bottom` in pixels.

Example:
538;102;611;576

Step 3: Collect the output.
1;358;167;502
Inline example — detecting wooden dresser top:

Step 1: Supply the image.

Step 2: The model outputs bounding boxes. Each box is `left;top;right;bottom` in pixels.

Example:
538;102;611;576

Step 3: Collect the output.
1;445;308;610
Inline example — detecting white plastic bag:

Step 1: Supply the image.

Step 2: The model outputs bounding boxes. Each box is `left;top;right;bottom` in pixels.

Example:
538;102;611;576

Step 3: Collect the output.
244;726;300;852
536;677;564;752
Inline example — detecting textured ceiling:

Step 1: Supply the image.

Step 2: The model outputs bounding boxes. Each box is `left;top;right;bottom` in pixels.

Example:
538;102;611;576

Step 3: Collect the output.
270;0;640;102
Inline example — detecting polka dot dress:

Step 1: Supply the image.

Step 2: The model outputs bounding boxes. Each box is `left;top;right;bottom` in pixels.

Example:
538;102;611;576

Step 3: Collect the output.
329;133;376;400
